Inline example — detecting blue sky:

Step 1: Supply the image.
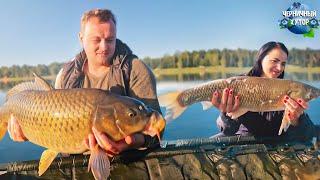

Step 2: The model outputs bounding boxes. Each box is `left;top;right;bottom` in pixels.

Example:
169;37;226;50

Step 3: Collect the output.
0;0;319;67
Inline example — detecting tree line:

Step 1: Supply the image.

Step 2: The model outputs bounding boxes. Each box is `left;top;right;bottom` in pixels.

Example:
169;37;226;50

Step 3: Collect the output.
0;48;319;78
0;62;63;79
143;48;320;69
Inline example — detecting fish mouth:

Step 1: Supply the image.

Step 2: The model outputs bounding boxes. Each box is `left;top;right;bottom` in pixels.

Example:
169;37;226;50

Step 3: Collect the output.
142;111;166;142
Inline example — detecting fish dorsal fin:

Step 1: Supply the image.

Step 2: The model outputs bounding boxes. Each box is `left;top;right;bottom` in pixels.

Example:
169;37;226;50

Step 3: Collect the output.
6;73;53;101
38;149;59;176
33;73;53;91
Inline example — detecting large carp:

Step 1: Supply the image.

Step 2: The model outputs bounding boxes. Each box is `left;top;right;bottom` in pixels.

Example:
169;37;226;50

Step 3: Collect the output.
0;74;165;180
159;76;320;135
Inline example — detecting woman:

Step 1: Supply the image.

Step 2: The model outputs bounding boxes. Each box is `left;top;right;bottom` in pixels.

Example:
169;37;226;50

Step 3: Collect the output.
211;41;316;140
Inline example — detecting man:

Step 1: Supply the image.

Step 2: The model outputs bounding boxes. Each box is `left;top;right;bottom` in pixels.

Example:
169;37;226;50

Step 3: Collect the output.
8;9;162;156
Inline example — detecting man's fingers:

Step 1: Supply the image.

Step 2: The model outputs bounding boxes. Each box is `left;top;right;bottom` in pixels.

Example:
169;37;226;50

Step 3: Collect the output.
125;135;135;145
92;127;119;154
232;95;240;112
220;88;229;112
211;91;219;108
88;133;96;149
226;89;233;113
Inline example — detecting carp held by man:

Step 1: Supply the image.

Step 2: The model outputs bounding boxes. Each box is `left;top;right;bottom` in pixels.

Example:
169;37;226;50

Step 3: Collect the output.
0;74;166;180
159;76;320;135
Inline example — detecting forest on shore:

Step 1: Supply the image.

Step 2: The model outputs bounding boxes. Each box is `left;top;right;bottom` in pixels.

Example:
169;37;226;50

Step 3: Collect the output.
0;48;319;79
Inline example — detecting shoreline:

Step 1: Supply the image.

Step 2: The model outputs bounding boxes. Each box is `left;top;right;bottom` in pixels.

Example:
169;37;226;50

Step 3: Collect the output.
1;65;320;83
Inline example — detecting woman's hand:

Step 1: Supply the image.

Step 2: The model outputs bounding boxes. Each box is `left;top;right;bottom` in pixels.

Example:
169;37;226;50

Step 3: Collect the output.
283;95;308;126
211;88;240;114
7;114;28;142
84;127;145;157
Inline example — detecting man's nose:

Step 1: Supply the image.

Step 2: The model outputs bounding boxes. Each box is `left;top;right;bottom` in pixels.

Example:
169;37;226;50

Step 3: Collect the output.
99;40;109;50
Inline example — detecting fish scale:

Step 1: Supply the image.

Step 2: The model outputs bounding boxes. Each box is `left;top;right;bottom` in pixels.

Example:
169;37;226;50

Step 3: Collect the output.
5;90;96;153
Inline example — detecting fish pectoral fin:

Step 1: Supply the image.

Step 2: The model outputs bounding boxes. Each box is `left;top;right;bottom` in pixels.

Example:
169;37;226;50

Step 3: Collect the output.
201;101;212;110
38;149;59;176
88;145;110;180
278;109;291;135
227;108;248;119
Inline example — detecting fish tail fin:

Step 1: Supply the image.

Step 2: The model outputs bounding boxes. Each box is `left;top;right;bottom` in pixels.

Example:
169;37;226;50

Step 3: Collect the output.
278;110;291;135
158;91;187;122
88;145;110;180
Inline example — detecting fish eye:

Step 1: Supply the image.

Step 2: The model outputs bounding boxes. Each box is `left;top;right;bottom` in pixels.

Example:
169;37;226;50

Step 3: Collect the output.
128;109;137;117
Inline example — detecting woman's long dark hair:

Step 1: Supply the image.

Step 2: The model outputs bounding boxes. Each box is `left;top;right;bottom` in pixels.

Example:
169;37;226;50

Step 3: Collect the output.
247;41;288;79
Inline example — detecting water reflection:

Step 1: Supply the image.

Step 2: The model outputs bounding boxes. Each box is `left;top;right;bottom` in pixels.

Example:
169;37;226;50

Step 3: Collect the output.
156;72;320;82
0;72;320;91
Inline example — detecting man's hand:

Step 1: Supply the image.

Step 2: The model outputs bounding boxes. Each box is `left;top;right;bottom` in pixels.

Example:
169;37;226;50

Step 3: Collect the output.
211;88;240;113
7;114;28;142
283;96;308;126
84;127;145;157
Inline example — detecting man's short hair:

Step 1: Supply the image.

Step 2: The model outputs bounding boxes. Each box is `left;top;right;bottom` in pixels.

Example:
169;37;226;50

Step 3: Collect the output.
80;9;116;32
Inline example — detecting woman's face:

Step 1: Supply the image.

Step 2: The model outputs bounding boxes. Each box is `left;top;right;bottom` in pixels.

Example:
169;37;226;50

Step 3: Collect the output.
261;48;287;78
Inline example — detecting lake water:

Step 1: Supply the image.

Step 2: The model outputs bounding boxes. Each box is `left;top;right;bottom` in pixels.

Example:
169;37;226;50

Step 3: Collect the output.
0;73;320;163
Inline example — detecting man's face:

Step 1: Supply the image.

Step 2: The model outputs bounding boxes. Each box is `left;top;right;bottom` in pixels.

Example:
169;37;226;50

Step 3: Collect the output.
79;17;116;66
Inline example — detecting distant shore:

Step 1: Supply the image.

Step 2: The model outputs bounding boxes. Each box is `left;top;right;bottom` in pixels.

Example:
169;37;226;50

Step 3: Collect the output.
0;75;56;83
1;65;320;83
153;65;320;76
